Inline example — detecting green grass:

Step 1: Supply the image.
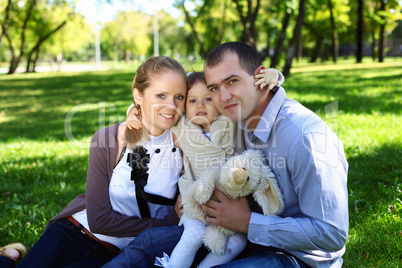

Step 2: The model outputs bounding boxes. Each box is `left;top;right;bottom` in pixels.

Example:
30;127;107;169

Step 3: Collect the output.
1;60;401;267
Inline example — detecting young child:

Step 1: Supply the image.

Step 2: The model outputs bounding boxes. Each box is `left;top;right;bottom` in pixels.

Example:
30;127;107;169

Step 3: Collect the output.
126;68;284;267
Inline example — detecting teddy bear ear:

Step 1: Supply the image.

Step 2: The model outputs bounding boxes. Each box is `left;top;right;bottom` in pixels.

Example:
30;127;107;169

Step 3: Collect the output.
253;169;285;216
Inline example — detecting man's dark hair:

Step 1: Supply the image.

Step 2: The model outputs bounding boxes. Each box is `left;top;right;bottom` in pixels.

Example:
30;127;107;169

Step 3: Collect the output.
205;42;261;75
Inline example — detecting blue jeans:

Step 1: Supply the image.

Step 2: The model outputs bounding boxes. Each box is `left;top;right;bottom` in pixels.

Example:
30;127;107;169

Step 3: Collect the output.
0;218;117;268
102;225;185;268
214;244;308;268
102;225;309;268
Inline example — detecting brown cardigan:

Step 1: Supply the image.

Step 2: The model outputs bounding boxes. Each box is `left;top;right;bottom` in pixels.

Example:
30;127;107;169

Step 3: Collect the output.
46;123;179;237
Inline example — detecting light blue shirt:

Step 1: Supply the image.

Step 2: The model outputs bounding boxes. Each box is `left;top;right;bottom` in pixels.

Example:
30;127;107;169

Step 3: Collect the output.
239;87;349;268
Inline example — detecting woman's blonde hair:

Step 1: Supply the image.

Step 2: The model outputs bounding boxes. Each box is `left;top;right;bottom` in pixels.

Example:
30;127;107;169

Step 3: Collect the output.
125;56;186;145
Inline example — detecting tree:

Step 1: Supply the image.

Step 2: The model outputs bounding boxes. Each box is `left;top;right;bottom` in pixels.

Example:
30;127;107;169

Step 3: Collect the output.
378;0;386;62
3;0;37;74
175;0;231;57
356;0;364;63
43;13;92;65
1;0;78;74
25;1;76;72
283;0;305;77
232;0;261;49
101;10;152;62
301;0;350;63
270;1;295;68
0;0;12;46
377;0;401;62
148;10;189;57
327;0;338;62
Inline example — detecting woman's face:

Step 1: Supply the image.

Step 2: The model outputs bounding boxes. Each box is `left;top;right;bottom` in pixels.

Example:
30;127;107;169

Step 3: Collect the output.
134;70;187;136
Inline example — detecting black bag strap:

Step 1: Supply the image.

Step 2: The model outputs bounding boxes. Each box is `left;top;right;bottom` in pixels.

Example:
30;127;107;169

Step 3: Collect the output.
115;144;127;167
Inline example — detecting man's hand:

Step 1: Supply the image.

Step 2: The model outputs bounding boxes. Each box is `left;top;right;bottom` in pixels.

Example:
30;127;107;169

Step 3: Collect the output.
200;189;251;233
175;194;184;219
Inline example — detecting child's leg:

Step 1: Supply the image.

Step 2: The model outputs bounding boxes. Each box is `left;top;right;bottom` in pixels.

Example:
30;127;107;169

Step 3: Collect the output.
169;218;206;268
197;232;247;268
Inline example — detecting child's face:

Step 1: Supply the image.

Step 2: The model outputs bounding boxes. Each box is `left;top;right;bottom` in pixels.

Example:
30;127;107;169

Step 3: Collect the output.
186;81;221;132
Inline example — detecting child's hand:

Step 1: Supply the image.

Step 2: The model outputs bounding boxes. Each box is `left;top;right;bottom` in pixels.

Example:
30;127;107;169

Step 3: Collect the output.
254;68;285;90
126;114;142;130
126;104;142;130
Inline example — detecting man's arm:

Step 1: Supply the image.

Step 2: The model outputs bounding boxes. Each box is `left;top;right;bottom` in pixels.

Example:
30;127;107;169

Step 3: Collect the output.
201;131;348;252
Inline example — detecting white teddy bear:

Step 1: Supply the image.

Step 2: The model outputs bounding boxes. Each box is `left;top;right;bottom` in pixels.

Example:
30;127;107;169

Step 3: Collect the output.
155;149;284;268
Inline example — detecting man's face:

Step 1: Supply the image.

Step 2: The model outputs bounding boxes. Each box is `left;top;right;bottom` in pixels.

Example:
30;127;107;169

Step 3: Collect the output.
204;53;260;123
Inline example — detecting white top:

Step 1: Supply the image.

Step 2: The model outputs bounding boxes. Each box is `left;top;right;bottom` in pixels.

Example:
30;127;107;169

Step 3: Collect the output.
73;129;182;249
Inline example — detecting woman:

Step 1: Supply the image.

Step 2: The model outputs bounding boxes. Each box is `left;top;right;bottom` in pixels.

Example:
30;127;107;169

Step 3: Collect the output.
0;56;187;267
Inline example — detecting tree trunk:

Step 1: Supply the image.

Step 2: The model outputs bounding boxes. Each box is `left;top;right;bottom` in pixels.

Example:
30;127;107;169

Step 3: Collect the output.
328;0;338;63
356;0;364;63
283;0;306;77
233;0;261;49
297;38;303;61
310;37;323;63
26;20;67;72
125;50;130;62
371;30;376;61
32;48;40;72
7;0;37;74
304;22;323;63
378;0;386;62
270;9;292;68
0;0;12;46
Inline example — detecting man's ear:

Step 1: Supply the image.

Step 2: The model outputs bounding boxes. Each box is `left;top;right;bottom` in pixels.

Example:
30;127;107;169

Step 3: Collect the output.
254;65;265;76
133;88;143;105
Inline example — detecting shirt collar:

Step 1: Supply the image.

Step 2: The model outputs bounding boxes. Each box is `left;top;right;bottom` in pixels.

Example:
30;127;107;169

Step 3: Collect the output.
238;87;287;143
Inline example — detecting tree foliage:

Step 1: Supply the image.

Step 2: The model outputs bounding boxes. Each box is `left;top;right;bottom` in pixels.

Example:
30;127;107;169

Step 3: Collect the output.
0;0;78;73
102;10;152;62
1;0;401;75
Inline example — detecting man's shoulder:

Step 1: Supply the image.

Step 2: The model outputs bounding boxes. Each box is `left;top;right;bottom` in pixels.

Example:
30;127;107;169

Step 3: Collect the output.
278;99;327;133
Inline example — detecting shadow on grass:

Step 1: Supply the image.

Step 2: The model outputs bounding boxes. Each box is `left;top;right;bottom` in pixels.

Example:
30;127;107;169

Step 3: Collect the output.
0;70;135;141
344;143;402;267
0;145;89;247
347;143;401;209
0;153;88;204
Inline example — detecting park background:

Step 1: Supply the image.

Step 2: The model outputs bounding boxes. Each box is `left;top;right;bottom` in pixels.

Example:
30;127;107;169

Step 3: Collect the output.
0;0;401;267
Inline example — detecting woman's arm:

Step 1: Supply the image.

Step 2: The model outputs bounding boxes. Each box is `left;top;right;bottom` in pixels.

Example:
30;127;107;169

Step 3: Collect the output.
85;126;179;237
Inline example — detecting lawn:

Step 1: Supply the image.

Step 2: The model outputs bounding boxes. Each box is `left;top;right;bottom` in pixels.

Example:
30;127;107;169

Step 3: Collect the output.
0;60;401;267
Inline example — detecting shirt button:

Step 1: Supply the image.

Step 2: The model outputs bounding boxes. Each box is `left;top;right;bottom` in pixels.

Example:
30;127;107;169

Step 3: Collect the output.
255;237;259;242
225;147;234;155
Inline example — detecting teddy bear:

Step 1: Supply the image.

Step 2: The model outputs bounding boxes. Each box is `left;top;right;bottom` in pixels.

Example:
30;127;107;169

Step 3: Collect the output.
155;149;284;268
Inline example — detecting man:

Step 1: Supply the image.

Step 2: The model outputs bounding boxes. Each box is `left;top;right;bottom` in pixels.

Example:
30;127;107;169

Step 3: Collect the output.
200;42;348;267
103;42;348;268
